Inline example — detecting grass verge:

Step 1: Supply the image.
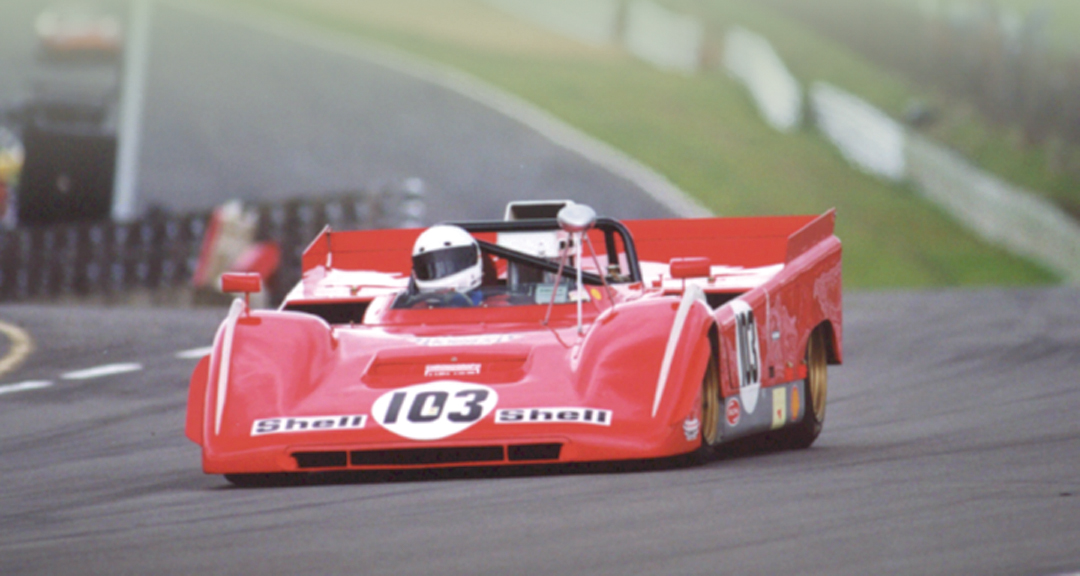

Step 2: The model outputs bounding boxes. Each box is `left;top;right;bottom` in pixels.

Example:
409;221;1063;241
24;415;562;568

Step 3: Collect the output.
217;0;1058;288
728;0;1080;216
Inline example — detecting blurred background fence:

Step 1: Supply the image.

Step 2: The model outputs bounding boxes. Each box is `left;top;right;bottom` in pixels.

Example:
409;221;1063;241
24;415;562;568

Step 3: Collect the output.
907;135;1080;282
485;0;706;73
725;28;1080;282
757;0;1080;160
622;0;704;74
810;82;906;181
484;0;623;45
0;210;206;303
723;27;802;133
0;184;425;305
483;0;1080;280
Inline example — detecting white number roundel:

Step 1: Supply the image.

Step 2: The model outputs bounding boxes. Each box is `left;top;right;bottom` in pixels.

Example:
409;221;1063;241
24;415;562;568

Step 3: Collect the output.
731;299;762;415
371;381;498;440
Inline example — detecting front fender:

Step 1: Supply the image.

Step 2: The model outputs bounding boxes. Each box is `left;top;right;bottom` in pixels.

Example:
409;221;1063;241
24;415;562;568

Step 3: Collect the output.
199;306;338;451
575;287;714;444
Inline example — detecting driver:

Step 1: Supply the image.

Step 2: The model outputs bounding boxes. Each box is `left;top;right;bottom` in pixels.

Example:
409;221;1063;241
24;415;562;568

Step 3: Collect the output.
401;224;484;307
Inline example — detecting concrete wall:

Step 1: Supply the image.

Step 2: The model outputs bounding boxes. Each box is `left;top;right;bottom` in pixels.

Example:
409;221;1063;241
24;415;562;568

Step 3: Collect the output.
623;0;704;74
810;82;906;180
488;0;705;74
907;135;1080;282
484;0;623;46
723;27;802;132
810;81;1080;280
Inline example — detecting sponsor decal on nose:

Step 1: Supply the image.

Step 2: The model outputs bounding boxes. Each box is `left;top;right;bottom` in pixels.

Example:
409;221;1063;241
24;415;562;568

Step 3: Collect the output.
424;363;481;377
371;381;499;441
495;407;612;426
251;415;367;436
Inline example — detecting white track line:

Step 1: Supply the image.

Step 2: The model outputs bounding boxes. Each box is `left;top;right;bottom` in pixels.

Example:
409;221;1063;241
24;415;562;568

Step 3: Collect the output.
0;340;209;397
0;381;54;396
166;0;712;219
175;346;214;360
61;363;144;381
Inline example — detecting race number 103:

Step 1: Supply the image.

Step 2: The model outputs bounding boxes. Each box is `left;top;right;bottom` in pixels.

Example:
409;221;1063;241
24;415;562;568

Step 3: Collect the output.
382;389;489;424
371;382;499;441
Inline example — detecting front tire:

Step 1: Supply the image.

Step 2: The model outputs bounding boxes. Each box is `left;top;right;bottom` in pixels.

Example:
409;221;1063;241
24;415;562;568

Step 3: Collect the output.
699;353;722;458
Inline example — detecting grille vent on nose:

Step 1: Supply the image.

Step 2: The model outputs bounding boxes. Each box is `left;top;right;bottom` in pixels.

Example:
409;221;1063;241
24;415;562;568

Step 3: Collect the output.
350;446;505;466
291;443;564;469
507;443;562;462
293;451;347;469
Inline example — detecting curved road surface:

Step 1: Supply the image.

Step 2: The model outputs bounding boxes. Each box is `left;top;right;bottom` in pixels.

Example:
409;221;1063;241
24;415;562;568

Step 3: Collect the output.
0;288;1077;575
1;0;676;222
1;1;1078;574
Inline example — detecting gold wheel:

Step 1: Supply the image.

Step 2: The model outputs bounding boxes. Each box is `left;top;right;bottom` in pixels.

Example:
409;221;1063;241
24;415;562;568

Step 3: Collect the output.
701;355;721;447
807;328;828;426
785;326;828;449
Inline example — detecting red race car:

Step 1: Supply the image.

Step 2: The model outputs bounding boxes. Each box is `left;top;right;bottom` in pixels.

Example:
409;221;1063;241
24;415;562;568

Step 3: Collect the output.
35;3;123;59
186;202;842;485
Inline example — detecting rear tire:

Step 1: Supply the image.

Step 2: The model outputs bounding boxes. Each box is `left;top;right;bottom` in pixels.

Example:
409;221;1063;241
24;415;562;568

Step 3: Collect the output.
785;327;828;449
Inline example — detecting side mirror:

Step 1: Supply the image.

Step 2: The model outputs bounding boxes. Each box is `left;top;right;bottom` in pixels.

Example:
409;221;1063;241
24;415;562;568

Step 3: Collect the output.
556;203;596;233
669;257;711;280
221;272;263;294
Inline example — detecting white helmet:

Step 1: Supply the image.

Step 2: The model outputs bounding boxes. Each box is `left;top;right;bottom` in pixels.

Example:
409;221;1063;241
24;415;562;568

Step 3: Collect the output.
411;225;482;294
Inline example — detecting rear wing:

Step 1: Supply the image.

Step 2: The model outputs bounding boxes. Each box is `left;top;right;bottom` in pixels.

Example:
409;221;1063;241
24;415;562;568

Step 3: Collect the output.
301;210;836;276
624;210;836;268
302;226;418;277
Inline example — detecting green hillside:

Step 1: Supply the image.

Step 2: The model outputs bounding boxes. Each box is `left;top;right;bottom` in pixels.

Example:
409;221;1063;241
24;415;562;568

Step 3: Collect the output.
724;0;1080;217
881;0;1080;51
223;0;1058;288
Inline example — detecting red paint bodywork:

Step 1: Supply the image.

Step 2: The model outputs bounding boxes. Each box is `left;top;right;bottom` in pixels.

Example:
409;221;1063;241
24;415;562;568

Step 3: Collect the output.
186;211;842;475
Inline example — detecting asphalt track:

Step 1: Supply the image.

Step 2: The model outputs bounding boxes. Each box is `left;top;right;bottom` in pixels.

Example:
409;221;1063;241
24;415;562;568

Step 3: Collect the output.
2;1;1079;574
0;0;678;222
0;289;1077;575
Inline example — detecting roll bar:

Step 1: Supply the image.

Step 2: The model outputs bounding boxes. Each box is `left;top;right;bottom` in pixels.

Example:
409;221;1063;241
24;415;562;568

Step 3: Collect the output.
450;217;642;283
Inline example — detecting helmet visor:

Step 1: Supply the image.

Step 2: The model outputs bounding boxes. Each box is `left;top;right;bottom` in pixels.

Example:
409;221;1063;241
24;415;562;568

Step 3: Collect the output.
413;245;478;281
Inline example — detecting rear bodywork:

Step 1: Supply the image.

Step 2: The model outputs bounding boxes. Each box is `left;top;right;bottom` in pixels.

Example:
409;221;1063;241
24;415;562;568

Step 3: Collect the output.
186;211;842;475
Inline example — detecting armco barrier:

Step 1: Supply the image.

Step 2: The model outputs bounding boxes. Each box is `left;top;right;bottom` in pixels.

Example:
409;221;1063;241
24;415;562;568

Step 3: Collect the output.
810;82;906;181
0;184;425;304
623;0;704;74
907;135;1080;282
723;27;802;132
486;0;705;75
484;0;622;46
0;212;206;303
807;80;1080;280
